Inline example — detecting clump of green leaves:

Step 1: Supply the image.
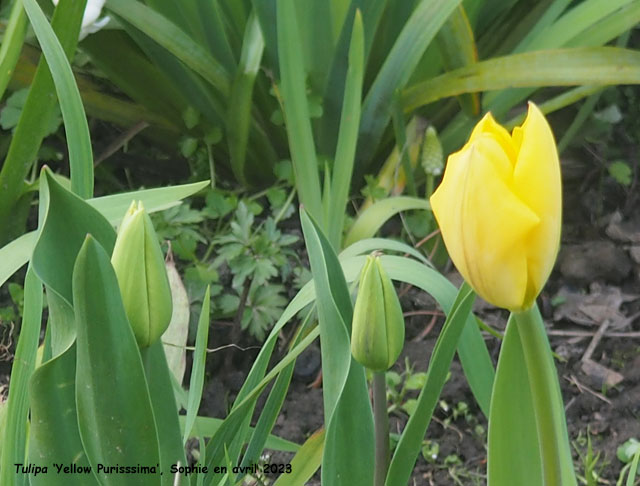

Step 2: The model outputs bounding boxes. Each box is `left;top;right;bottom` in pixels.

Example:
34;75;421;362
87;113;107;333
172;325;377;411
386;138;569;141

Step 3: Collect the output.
152;184;304;341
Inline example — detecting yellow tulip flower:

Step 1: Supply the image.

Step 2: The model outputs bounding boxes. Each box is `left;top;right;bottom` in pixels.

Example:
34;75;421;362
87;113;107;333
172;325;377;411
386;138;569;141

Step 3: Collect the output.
430;102;561;311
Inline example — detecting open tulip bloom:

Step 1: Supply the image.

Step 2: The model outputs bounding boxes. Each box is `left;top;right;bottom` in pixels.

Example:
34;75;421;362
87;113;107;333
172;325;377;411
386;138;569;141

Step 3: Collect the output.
431;103;577;486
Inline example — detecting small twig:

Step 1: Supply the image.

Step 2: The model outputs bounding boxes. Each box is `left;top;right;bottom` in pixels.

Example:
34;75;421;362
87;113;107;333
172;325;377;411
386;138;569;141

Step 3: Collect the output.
413;314;438;342
403;310;444;318
581;320;610;362
162;342;261;354
548;329;640;338
432;415;464;441
415;229;441;249
94;120;149;167
564;374;612;405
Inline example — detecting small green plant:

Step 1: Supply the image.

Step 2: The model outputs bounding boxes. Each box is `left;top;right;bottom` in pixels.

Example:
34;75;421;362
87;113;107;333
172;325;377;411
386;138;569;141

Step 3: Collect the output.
617;438;640;486
572;429;607;486
152;185;304;341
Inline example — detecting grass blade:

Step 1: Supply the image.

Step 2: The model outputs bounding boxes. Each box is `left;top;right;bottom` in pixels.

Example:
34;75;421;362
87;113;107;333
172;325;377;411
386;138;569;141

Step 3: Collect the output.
183;285;211;444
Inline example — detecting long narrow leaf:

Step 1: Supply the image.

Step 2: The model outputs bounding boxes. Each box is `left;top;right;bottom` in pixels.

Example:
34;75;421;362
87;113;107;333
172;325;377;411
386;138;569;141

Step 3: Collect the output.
276;0;323;223
356;0;461;173
404;47;640;111
22;0;93;198
105;0;230;96
386;283;476;486
327;11;364;249
0;267;42;486
0;0;27;100
183;285;211;444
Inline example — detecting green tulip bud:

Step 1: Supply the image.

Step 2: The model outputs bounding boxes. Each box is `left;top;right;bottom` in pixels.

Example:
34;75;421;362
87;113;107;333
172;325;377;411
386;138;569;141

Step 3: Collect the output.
111;201;172;347
351;253;405;371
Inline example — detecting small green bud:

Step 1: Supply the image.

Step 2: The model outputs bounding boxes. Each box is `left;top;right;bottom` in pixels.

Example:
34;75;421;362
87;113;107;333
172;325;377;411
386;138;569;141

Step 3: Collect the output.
351;253;405;371
111;201;172;347
421;126;444;176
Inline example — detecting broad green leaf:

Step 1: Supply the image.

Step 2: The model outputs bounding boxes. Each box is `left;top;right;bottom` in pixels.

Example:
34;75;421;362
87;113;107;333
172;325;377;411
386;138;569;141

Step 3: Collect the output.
487;316;542;486
356;0;461;174
276;0;323;222
140;342;188;486
273;429;324;486
73;236;160;485
403;47;640;111
0;232;36;288
32;168;116;306
386;283;476;486
183;286;211;444
1;181;208;289
344;196;430;247
300;209;374;486
22;0;93;198
28;345;97;486
327;11;364;249
0;267;42;486
105;0;230;96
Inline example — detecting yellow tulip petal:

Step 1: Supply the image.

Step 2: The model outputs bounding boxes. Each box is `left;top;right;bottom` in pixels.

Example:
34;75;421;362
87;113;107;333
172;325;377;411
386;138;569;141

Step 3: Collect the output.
431;136;540;309
512;103;562;305
468;112;518;164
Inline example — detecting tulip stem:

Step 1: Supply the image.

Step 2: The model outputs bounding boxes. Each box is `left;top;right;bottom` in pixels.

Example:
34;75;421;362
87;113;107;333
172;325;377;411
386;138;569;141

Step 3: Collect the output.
514;305;576;486
373;371;390;486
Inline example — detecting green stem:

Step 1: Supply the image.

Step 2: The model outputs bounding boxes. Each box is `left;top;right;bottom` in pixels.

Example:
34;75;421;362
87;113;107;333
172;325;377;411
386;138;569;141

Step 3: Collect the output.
373;371;389;486
514;305;574;486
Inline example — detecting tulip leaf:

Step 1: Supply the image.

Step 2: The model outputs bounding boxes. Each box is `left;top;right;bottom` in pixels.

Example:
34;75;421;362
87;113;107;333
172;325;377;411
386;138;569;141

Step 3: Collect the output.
339;237;432;267
32;168;116;306
0;267;42;486
28;345;97;486
22;0;93;198
403;47;640;111
272;429;325;486
300;208;374;486
0;180;209;289
73;236;160;485
344;196;430;247
488;316;542;486
140;342;188;486
338;254;494;416
386;282;476;486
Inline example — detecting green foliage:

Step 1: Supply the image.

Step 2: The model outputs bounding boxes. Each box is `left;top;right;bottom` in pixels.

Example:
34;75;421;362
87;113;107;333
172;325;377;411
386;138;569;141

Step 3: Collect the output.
153;187;302;341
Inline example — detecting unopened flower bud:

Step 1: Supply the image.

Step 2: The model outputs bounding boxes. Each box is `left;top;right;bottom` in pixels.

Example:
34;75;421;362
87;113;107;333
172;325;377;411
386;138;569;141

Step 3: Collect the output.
111;201;172;347
351;253;405;371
